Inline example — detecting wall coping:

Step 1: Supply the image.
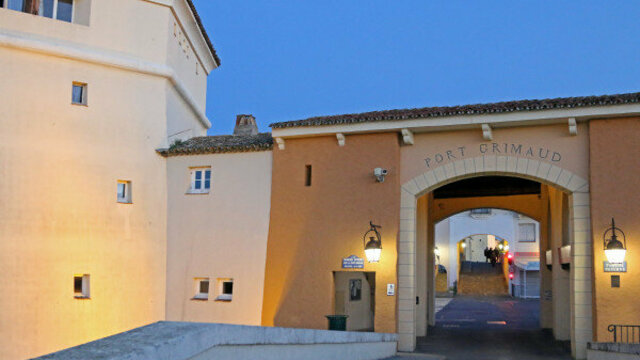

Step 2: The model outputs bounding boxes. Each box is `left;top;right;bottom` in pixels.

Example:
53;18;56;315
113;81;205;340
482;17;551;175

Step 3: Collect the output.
36;321;398;359
587;342;640;355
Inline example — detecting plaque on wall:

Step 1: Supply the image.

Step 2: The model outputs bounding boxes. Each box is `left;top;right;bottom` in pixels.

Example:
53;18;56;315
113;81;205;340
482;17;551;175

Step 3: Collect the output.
342;255;364;269
604;261;627;273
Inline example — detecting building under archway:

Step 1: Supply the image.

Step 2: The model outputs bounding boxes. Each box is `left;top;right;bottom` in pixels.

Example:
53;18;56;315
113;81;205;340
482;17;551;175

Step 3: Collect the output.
261;95;640;360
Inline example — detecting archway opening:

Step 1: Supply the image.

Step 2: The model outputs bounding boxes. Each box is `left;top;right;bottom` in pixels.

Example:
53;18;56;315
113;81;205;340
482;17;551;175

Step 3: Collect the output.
413;175;574;358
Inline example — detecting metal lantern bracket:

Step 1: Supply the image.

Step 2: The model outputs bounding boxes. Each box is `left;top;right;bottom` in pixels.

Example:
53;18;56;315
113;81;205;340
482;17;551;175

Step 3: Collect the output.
363;221;382;249
603;218;626;251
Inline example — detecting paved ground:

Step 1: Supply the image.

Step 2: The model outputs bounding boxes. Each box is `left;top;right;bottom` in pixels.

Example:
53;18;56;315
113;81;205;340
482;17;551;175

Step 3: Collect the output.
403;295;571;360
434;297;453;314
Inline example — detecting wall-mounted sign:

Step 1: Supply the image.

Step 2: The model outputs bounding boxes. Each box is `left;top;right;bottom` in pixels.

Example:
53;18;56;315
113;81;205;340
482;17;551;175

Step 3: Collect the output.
387;283;395;296
424;143;563;169
604;261;627;273
342;255;364;269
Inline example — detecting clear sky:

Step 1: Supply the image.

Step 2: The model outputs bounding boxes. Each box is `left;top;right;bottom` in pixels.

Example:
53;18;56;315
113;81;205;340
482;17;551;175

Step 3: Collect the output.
191;1;640;135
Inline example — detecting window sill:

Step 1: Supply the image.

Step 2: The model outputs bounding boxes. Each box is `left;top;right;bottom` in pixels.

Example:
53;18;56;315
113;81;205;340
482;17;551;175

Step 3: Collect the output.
117;201;133;204
215;295;232;302
74;296;90;300
185;191;210;195
191;297;208;301
71;103;88;107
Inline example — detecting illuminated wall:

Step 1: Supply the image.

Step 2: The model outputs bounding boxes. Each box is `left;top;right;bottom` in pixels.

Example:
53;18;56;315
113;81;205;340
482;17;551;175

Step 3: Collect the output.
165;151;272;326
0;1;216;358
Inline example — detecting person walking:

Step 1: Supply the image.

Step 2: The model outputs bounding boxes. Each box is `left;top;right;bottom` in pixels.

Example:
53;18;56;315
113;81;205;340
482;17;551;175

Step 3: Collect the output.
489;247;497;267
484;247;490;263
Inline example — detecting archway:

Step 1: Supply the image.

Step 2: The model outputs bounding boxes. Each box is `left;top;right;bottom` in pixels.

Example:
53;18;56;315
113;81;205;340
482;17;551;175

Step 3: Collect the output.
397;155;591;359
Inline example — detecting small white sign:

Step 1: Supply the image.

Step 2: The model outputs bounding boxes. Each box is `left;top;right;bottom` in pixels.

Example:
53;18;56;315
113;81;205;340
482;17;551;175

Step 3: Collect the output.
386;283;395;296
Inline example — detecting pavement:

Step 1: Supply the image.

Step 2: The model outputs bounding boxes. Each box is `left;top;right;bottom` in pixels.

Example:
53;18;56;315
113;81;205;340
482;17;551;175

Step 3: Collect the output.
398;295;572;360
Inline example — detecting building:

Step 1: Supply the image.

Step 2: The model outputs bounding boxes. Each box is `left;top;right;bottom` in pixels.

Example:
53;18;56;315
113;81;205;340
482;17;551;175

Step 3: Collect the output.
261;98;640;359
0;1;219;358
434;208;540;294
2;2;640;359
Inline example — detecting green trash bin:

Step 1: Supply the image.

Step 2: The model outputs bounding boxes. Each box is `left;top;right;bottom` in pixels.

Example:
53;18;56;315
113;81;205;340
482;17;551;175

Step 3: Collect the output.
325;315;349;331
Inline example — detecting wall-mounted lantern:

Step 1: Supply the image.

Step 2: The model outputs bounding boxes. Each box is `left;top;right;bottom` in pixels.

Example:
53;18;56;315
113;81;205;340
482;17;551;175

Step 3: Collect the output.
604;218;627;264
363;221;382;263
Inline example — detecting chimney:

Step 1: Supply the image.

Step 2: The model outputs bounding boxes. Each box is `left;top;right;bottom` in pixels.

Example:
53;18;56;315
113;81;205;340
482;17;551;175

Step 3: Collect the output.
234;114;258;136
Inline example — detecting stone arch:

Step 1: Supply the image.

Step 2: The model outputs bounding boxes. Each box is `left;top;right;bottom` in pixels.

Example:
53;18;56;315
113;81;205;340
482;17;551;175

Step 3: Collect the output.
396;155;592;359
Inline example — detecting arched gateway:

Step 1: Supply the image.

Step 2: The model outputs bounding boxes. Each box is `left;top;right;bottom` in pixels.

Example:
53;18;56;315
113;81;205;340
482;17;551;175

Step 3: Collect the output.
263;94;640;360
397;155;591;358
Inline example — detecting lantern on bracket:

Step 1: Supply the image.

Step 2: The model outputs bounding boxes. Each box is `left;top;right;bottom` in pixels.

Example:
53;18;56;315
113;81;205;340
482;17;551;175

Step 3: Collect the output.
603;218;627;264
363;221;382;263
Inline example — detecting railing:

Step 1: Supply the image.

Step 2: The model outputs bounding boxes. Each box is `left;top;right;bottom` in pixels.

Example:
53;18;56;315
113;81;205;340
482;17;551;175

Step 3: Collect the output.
608;324;640;343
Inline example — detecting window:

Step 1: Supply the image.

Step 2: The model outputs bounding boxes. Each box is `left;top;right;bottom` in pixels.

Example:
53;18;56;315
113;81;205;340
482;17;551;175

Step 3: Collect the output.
305;165;312;186
3;0;73;22
519;223;536;242
215;278;233;301
71;82;87;105
193;278;209;300
189;167;211;194
74;274;90;298
117;181;132;204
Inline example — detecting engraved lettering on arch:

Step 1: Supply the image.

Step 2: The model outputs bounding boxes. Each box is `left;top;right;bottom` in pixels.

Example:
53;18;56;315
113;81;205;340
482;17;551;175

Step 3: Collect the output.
424;143;563;168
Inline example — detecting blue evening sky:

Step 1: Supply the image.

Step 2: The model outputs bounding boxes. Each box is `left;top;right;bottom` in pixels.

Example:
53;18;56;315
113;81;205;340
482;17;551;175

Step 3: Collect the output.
192;1;640;135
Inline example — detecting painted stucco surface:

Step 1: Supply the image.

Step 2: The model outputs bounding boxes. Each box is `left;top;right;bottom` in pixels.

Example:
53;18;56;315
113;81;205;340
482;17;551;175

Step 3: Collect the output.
589;117;640;342
262;133;400;334
35;321;397;360
0;1;213;358
400;123;590;185
0;47;169;359
165;151;272;326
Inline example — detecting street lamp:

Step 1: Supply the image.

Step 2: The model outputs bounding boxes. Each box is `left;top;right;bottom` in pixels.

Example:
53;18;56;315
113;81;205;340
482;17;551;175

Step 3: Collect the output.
363;221;382;263
604;218;627;264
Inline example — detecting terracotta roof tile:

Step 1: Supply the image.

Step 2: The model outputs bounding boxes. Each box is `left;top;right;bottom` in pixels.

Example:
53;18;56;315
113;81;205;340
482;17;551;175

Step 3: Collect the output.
270;92;640;129
158;133;273;156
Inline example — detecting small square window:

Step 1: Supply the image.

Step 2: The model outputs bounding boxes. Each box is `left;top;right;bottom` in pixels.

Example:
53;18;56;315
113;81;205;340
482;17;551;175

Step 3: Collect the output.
188;167;211;194
193;278;209;300
216;278;233;301
74;274;90;299
72;82;87;105
117;181;132;204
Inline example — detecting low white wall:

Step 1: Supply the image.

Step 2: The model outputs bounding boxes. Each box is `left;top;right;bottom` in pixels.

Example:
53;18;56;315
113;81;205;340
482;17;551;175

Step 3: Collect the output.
192;342;396;360
587;349;640;360
36;321;398;360
587;343;640;360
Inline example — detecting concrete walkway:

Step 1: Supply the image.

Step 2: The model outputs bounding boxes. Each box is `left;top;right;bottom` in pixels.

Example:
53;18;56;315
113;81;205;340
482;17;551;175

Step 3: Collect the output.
414;295;571;360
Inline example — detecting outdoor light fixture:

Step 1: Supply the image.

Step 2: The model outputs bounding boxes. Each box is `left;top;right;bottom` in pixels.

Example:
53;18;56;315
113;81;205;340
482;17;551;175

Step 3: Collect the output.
363;221;382;263
461;242;466;248
604;218;627;264
498;243;504;250
434;247;441;256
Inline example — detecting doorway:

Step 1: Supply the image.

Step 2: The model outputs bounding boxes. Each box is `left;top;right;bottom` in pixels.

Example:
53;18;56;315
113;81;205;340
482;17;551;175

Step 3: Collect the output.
333;271;375;331
402;167;588;357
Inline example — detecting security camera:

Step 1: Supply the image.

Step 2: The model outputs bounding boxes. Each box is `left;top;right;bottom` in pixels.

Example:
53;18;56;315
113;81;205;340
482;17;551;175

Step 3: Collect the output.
374;168;388;182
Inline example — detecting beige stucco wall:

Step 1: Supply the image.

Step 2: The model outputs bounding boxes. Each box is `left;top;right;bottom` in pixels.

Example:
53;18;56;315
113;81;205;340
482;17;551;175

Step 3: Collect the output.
262;133;400;334
165;151;272;326
0;47;170;359
589;117;640;342
400;123;590;184
0;1;214;358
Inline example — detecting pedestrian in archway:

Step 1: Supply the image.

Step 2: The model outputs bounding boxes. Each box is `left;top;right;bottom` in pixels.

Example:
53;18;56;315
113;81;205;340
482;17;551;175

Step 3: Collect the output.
493;248;501;264
489;247;497;267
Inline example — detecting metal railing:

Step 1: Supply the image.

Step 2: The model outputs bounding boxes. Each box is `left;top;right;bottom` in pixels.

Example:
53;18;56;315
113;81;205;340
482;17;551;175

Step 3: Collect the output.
608;324;640;343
